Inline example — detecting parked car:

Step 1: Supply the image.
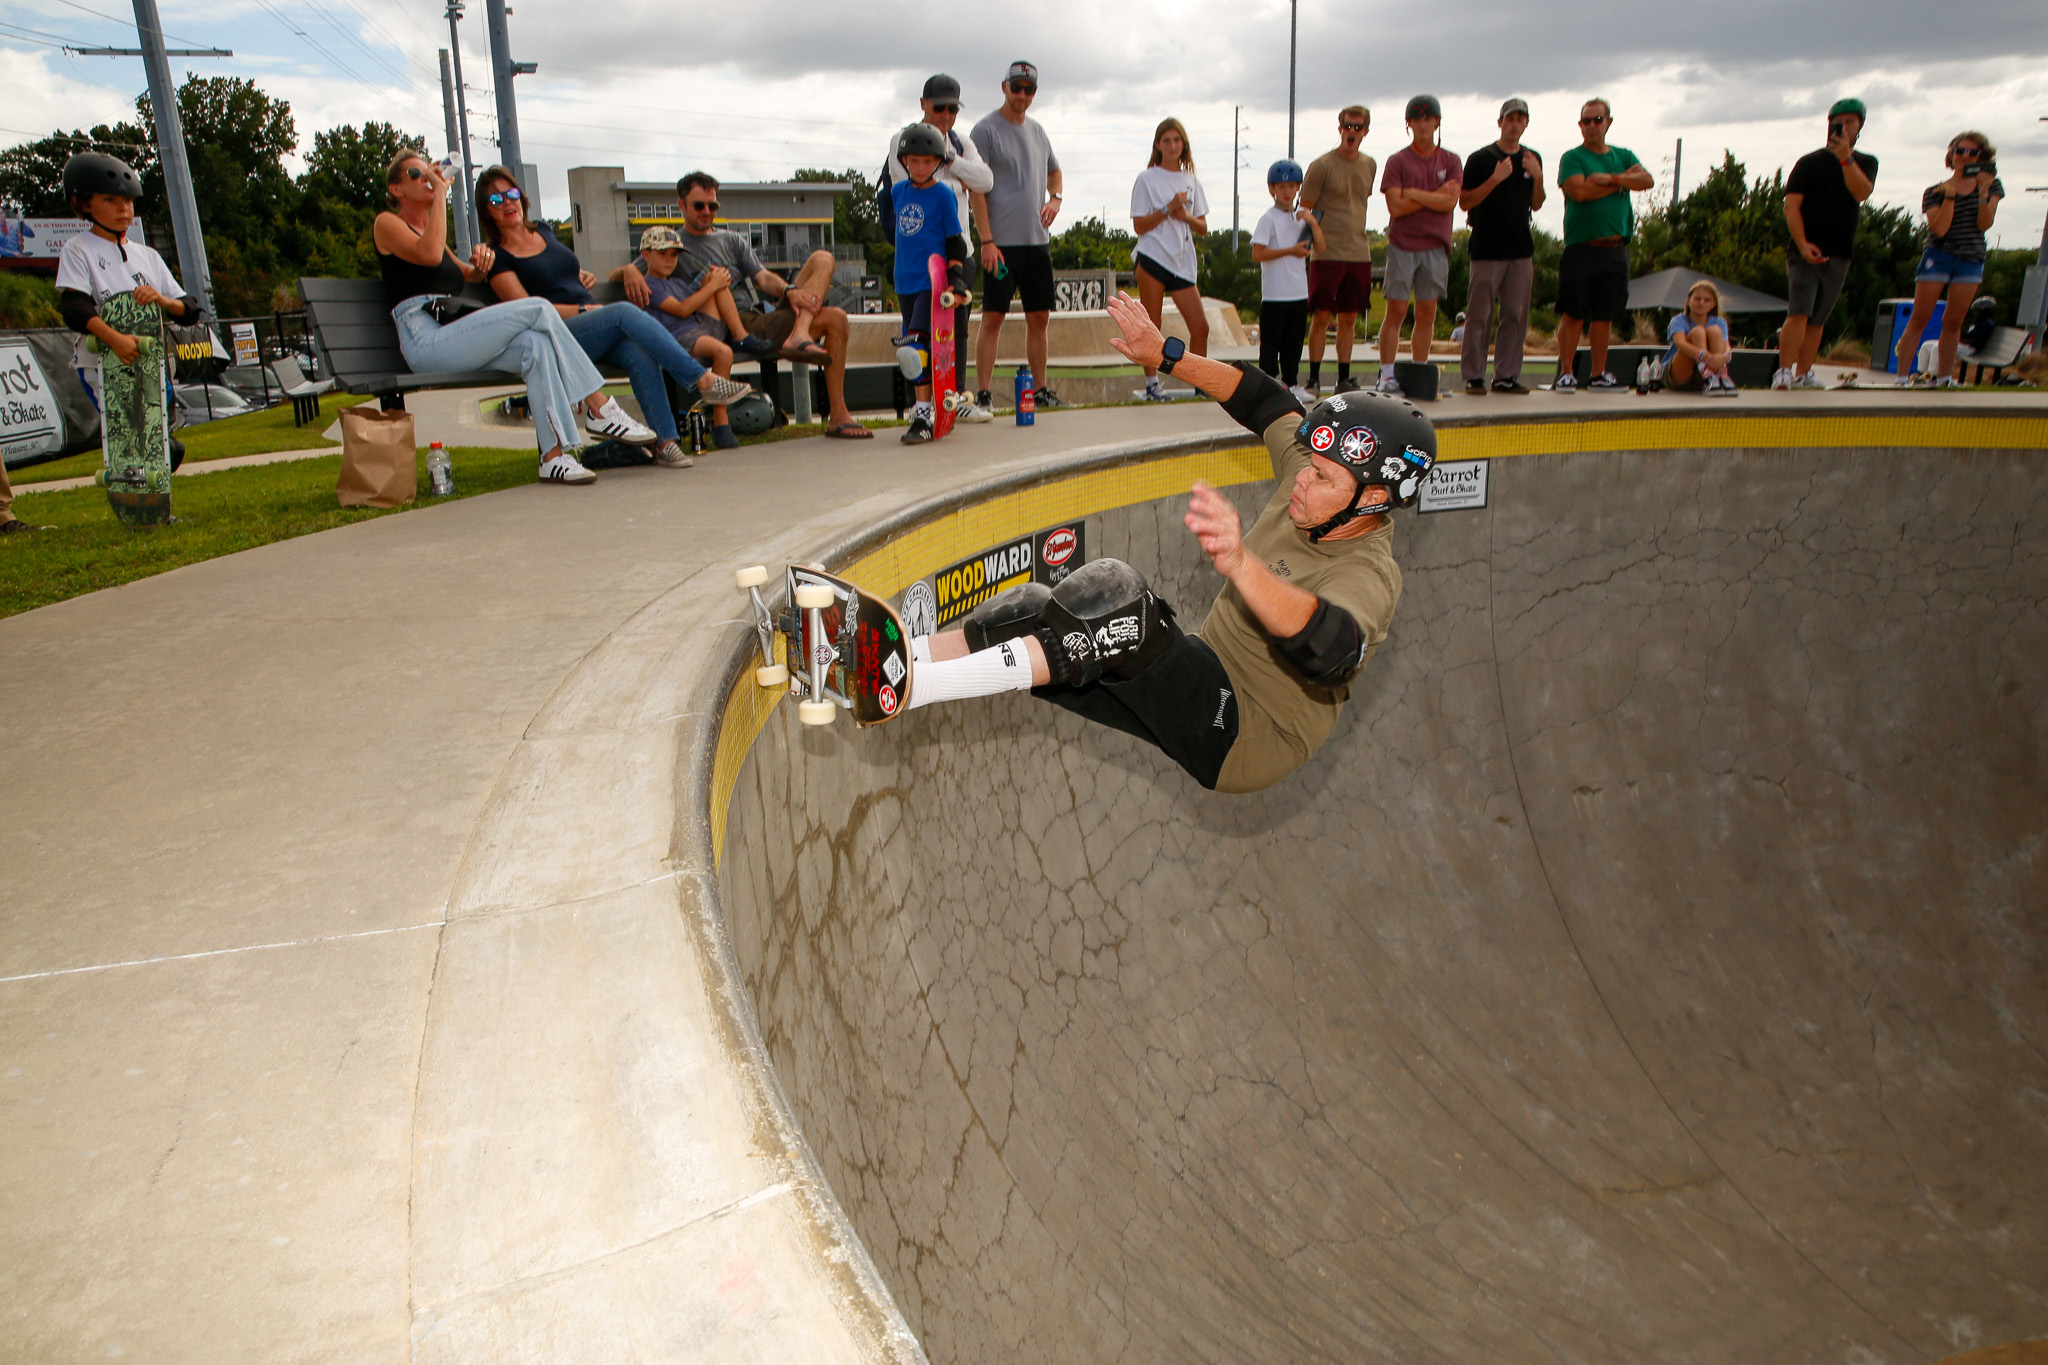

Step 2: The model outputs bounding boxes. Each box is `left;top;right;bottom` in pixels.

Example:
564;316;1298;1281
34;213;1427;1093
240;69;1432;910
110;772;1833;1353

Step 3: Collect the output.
173;383;257;425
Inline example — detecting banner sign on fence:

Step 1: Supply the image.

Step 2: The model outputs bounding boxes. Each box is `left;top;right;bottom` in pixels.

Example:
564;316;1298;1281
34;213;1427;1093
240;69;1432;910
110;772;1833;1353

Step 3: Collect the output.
0;335;68;464
0;214;142;261
230;321;260;366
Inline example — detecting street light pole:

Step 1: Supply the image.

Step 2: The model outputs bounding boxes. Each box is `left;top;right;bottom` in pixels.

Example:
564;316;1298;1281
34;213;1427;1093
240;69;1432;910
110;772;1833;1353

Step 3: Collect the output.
129;0;214;319
1287;0;1297;160
439;50;474;252
445;2;478;226
483;0;535;180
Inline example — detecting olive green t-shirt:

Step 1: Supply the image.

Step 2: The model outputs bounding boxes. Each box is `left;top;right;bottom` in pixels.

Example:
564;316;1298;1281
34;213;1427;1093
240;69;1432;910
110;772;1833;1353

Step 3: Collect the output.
1195;414;1403;793
1302;149;1379;262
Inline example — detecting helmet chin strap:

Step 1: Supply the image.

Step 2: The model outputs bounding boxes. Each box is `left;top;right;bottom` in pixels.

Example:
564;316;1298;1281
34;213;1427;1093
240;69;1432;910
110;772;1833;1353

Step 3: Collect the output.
1304;481;1386;543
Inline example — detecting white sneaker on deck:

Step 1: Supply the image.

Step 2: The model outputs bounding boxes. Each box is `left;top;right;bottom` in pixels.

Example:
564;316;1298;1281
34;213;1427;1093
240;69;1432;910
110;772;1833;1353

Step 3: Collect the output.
538;450;598;485
1770;367;1794;391
1791;371;1826;390
586;397;656;445
956;397;994;422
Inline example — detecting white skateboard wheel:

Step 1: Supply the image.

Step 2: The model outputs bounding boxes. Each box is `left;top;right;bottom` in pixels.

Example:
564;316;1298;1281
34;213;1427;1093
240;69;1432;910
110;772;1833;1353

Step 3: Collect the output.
798;700;837;726
735;564;770;589
794;583;835;609
755;663;789;687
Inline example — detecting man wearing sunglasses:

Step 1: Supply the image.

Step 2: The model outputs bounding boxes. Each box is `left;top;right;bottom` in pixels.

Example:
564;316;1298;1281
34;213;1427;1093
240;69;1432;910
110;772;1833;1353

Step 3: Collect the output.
616;171;871;438
970;60;1068;413
1554;98;1652;393
1301;107;1377;395
887;73;996;422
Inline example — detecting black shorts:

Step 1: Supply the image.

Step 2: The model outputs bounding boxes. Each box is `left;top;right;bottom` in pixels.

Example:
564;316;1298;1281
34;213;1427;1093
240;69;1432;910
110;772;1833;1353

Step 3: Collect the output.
985;242;1056;314
1032;623;1239;789
1135;251;1197;293
1557;242;1630;324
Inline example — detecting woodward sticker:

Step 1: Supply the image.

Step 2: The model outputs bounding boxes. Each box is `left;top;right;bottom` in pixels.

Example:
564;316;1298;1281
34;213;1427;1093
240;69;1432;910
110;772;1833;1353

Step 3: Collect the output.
925;522;1089;628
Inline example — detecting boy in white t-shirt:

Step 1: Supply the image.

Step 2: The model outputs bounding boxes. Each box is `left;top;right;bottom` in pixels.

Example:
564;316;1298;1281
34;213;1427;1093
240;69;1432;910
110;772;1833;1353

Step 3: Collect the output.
53;153;200;442
1250;159;1324;401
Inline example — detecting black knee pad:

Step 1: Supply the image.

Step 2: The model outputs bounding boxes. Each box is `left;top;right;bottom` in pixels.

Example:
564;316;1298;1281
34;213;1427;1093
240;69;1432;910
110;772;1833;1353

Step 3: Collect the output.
961;581;1053;653
1034;558;1176;686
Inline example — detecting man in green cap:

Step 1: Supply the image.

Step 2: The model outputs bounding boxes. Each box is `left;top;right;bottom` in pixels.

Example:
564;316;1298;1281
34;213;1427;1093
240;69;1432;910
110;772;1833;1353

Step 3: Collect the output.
1776;98;1877;389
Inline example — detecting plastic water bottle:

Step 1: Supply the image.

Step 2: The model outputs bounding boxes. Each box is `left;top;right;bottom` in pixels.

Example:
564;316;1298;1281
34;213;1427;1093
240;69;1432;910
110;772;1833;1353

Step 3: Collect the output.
1014;366;1035;426
1634;356;1651;394
426;441;454;496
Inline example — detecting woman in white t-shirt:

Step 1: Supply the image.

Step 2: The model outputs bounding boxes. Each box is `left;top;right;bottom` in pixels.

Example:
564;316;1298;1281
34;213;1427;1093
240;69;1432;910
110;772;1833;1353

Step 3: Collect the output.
1130;118;1210;401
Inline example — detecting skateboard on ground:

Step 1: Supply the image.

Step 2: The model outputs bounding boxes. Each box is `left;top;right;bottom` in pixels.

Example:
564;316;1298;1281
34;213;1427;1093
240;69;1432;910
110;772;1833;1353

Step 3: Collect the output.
95;289;174;526
928;252;967;439
736;564;915;727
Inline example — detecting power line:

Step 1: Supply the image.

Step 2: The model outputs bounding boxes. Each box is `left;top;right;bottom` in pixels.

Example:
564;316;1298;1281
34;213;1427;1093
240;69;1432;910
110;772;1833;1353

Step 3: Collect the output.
0;18;92;47
44;0;209;47
300;0;416;91
0;123;153;147
246;0;390;97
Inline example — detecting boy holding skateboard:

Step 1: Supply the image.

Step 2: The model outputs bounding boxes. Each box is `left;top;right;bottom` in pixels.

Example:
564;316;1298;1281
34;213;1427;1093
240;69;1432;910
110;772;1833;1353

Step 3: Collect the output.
890;123;971;445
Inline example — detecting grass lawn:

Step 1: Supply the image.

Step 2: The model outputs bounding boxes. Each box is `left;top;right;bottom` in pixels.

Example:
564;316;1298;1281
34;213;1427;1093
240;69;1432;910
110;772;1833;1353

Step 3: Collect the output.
11;392;373;486
1;444;534;619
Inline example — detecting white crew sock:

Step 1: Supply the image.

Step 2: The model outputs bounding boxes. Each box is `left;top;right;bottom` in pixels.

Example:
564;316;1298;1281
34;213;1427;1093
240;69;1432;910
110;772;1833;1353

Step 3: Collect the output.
906;637;1037;710
914;400;933;420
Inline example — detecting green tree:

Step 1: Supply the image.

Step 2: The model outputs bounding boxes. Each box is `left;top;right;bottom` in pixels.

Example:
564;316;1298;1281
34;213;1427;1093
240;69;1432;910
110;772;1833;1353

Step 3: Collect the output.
1049;215;1136;270
142;76;300;314
793;166;888;297
297;121;425;283
0;123;160;220
1978;247;2036;325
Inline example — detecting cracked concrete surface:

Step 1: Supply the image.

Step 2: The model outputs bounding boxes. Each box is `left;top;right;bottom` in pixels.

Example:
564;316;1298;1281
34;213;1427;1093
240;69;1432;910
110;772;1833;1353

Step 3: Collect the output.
720;447;2048;1363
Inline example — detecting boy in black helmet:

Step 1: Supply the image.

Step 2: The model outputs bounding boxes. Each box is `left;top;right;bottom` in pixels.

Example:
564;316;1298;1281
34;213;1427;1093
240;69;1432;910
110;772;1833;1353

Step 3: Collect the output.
896;292;1428;793
890;122;971;444
53;153;201;428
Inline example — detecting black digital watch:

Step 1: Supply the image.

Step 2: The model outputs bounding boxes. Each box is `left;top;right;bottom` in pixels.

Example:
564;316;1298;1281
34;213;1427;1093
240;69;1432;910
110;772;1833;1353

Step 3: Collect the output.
1159;336;1187;374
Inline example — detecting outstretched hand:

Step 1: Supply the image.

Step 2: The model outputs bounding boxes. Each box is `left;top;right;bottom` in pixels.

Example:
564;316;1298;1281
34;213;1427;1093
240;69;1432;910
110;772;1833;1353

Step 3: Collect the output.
1185;481;1245;577
1106;291;1165;369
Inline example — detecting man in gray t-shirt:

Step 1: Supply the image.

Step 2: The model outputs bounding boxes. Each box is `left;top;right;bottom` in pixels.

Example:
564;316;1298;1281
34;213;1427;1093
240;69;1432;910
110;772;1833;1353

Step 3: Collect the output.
967;60;1066;409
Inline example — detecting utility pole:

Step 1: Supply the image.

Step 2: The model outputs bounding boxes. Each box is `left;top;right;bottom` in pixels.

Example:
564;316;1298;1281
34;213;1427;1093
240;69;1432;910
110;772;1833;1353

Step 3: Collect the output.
1232;105;1242;247
1672;137;1683;203
1287;0;1297;159
484;0;535;179
445;2;477;227
2023;116;2048;342
73;3;230;319
439;50;474;252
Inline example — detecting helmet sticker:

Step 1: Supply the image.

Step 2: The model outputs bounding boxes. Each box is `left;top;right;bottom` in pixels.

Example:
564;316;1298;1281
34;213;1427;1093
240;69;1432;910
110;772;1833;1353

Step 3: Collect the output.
1309;425;1336;452
1379;456;1406;480
1402;444;1434;470
1339;428;1377;461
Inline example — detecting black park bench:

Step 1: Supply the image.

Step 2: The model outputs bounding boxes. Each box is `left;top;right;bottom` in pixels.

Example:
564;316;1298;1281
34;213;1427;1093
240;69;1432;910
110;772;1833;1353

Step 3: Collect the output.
299;277;905;423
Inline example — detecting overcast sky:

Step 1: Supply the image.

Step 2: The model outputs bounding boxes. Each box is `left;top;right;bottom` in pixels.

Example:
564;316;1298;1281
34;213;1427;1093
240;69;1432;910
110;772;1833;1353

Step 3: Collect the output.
4;0;2044;254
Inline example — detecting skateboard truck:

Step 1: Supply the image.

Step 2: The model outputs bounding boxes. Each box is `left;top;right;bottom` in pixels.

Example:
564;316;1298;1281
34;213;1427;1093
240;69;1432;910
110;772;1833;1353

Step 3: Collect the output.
735;564;851;726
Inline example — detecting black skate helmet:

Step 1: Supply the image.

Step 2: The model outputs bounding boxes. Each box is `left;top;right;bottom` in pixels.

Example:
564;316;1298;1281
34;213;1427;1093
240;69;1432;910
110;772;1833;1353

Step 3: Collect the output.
726;390;777;436
896;123;952;164
64;152;144;208
1295;390;1437;539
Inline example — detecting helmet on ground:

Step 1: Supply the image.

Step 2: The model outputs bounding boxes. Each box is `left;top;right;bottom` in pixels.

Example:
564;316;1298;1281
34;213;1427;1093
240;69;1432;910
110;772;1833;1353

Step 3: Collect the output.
1295;390;1437;538
63;152;143;206
896;123;951;163
1267;158;1304;184
725;391;777;437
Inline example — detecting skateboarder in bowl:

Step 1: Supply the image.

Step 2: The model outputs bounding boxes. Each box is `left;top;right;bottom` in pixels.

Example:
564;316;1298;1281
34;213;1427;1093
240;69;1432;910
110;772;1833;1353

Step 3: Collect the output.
895;292;1431;793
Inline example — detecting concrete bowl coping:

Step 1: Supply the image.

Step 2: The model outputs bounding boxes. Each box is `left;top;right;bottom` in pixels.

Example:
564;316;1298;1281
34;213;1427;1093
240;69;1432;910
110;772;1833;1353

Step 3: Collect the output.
412;393;2047;1361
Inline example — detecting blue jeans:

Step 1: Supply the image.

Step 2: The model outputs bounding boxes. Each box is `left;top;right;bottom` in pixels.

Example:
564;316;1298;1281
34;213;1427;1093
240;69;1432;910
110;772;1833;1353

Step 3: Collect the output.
564;303;706;443
393;295;603;457
1915;247;1985;285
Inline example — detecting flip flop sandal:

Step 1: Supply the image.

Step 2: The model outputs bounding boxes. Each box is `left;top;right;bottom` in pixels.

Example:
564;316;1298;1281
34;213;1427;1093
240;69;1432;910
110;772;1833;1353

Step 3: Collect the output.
785;341;830;360
824;422;873;439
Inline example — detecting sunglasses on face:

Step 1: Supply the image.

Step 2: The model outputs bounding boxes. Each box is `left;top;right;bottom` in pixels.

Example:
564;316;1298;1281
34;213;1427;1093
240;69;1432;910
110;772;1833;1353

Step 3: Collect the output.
485;187;522;207
1954;146;1982;158
687;199;719;212
1339;122;1365;132
1580;115;1608;125
932;102;960;113
1009;82;1036;94
404;166;426;179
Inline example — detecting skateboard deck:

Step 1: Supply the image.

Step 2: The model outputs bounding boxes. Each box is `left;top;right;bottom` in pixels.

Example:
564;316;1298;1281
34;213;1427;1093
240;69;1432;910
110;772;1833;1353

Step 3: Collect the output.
737;564;915;727
928;253;959;439
96;289;173;526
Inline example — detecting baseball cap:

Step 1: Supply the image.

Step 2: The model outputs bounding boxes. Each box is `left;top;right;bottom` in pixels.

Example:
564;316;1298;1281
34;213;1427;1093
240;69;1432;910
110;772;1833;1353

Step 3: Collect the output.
1405;93;1442;120
1499;97;1530;118
1828;97;1867;120
1005;60;1038;87
922;73;961;102
639;225;685;251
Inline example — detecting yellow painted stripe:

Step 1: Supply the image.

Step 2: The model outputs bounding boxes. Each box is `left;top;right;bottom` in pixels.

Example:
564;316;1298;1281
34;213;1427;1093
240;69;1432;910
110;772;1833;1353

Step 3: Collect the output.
1439;414;2048;460
709;414;2046;865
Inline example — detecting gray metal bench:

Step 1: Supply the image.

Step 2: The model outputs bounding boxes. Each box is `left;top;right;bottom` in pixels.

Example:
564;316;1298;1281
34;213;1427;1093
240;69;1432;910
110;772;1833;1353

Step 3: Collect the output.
1960;325;2034;384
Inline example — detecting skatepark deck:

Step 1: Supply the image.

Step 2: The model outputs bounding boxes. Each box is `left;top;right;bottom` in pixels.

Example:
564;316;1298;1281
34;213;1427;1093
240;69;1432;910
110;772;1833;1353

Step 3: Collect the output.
3;393;2043;1362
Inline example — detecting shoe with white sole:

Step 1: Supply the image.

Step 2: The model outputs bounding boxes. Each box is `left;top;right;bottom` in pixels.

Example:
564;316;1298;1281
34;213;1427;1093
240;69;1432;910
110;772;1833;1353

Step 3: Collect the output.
956;397;994;422
1791;371;1826;390
698;374;754;406
1587;371;1624;392
538;450;599;484
1770;367;1794;391
586;397;656;445
653;440;695;468
1375;370;1402;394
1288;385;1316;406
1552;373;1579;393
1707;374;1739;397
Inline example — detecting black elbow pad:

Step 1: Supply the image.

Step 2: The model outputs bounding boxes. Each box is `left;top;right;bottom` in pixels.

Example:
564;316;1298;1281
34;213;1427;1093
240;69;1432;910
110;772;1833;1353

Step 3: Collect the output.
177;294;207;328
1218;361;1304;435
60;289;99;336
1277;597;1368;688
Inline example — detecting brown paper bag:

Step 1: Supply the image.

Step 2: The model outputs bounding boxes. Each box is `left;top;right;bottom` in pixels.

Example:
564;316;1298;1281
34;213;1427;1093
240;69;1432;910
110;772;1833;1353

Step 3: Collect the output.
337;406;418;508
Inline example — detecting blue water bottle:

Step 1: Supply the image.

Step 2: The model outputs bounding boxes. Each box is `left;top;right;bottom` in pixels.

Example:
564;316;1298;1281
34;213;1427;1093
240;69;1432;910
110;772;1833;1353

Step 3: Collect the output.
1014;365;1035;426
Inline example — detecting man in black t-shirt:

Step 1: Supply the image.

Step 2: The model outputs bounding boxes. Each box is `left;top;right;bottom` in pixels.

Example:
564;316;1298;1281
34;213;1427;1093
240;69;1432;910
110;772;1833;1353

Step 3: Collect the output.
1777;98;1878;389
1457;98;1545;395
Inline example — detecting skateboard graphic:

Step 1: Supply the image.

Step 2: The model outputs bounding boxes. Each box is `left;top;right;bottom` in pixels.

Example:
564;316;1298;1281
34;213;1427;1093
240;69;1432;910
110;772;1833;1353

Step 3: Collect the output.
928;252;967;439
95;289;174;527
736;564;915;727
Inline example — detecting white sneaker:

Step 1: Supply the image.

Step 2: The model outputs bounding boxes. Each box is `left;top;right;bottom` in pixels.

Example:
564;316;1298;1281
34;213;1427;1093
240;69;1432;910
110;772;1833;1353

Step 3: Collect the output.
1935;376;1962;389
1288;385;1316;406
1552;373;1579;393
956;397;994;422
1791;371;1826;390
1143;376;1173;403
1586;372;1624;392
586;397;656;445
538;450;598;485
1707;375;1738;398
1770;367;1794;391
1893;374;1917;387
1375;370;1402;394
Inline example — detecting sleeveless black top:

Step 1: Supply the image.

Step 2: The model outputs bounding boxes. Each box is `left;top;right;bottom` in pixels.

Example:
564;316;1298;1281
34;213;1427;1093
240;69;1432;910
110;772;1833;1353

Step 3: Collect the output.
377;226;466;309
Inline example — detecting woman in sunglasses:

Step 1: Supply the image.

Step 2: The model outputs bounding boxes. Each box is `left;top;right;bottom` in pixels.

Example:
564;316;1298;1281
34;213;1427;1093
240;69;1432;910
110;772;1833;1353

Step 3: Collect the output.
477;165;752;467
1893;132;2004;386
374;150;649;485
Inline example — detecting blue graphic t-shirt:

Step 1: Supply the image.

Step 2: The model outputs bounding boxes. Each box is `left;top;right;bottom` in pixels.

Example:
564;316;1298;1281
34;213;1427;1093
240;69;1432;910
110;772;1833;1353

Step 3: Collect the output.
1664;310;1728;363
892;177;962;296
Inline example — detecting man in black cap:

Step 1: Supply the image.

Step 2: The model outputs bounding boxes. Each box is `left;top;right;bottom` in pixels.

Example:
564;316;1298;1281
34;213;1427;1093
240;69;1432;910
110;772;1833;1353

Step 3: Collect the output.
971;60;1068;412
888;75;996;420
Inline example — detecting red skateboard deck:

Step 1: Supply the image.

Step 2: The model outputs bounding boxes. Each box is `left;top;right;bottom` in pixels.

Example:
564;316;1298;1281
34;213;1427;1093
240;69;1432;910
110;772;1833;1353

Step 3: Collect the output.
928;252;960;439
